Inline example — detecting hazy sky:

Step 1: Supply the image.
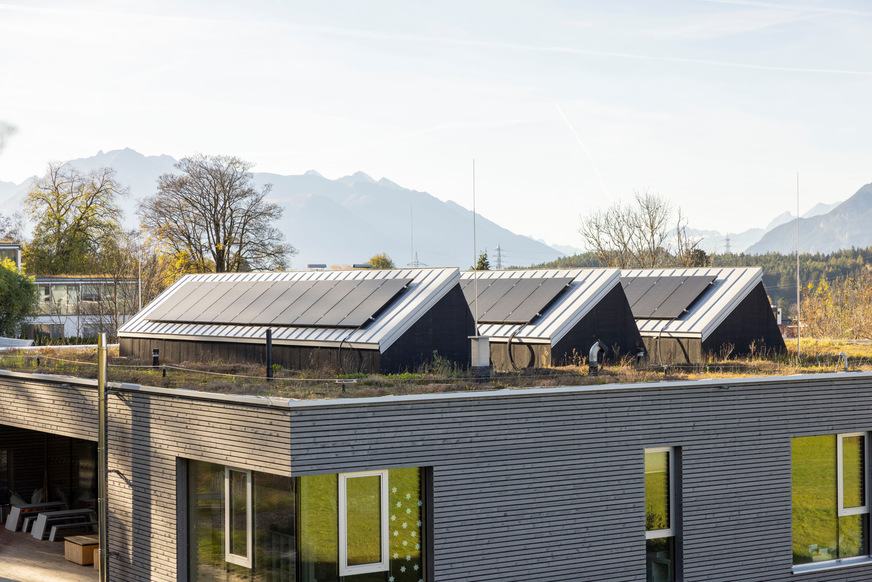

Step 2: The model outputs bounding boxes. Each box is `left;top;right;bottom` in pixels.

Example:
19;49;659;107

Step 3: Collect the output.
1;0;870;247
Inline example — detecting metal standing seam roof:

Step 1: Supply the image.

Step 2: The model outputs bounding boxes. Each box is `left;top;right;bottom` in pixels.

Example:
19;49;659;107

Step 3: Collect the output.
460;269;622;345
621;267;764;341
117;268;461;352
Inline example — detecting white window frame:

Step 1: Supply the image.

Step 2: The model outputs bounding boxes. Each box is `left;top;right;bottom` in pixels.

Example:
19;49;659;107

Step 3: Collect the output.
645;447;675;540
838;432;870;517
224;467;253;568
339;470;389;576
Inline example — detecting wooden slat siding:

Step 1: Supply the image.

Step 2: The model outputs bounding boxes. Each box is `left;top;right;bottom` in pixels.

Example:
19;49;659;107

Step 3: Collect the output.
106;389;291;581
0;371;292;582
288;374;872;582
0;375;97;440
7;368;872;580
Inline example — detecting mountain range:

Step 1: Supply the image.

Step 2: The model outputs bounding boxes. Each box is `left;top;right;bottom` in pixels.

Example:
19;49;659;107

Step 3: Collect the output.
2;149;563;269
3;148;870;261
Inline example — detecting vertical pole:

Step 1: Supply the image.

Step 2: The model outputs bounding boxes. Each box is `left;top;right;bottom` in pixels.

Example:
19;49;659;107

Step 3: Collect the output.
796;173;801;363
410;205;414;268
266;329;273;380
472;159;478;335
138;237;142;312
97;333;109;581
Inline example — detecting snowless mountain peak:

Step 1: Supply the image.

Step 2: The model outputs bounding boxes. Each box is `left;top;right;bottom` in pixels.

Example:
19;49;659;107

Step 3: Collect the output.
339;171;377;185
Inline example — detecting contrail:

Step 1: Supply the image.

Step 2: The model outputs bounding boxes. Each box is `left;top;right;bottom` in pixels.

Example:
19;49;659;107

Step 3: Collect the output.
555;104;611;202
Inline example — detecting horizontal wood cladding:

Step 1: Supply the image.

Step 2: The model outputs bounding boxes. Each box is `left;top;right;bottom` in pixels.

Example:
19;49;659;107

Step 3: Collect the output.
0;373;291;582
8;369;872;580
106;390;291;581
288;374;872;582
120;336;381;374
0;376;97;440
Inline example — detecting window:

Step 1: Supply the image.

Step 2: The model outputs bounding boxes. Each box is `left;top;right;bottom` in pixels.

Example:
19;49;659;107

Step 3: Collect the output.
339;470;389;576
645;447;676;582
224;467;253;568
793;433;870;568
189;462;425;582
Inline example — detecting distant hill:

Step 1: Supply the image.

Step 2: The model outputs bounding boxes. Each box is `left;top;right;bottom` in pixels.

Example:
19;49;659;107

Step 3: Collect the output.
1;148;563;269
747;183;872;254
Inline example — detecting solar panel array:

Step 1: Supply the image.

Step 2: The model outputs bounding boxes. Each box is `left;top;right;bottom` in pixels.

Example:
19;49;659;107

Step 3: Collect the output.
146;278;412;328
621;275;716;319
460;277;573;324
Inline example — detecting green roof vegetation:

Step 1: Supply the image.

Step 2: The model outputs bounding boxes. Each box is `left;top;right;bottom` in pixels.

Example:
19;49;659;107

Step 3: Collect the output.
1;338;871;400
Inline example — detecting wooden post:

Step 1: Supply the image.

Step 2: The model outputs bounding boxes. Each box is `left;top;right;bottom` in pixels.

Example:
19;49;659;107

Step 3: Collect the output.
266;329;273;380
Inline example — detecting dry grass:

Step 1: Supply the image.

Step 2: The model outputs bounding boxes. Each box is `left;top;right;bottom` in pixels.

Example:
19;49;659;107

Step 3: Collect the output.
2;339;871;400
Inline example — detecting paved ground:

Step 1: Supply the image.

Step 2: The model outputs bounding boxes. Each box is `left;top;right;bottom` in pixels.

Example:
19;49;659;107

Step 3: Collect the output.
0;527;97;582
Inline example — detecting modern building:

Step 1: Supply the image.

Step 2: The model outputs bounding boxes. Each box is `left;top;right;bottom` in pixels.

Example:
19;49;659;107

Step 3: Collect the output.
2;368;872;581
460;269;644;371
118;268;474;374
30;276;138;339
621;267;786;364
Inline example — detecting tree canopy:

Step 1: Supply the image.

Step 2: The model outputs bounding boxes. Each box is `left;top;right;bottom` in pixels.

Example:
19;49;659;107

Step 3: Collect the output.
368;253;394;269
474;250;490;271
22;163;125;275
139;155;295;273
0;259;35;337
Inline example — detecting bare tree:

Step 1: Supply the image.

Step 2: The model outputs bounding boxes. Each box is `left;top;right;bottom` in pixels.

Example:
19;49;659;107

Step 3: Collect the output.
139;155;295;273
0;212;25;242
579;190;703;269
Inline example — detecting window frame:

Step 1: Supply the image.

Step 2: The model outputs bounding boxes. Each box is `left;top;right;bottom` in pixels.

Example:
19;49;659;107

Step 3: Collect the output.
645;446;675;540
837;432;869;517
338;469;389;576
224;467;253;569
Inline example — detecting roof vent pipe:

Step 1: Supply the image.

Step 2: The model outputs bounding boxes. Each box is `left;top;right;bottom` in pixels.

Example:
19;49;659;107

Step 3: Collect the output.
838;352;848;372
588;341;607;376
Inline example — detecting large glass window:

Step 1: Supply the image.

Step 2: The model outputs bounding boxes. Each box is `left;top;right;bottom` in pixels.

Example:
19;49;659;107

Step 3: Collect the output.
190;463;424;582
645;447;676;582
189;462;296;581
793;433;870;566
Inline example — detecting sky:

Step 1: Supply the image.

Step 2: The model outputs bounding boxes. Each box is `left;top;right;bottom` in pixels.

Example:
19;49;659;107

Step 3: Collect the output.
1;0;871;248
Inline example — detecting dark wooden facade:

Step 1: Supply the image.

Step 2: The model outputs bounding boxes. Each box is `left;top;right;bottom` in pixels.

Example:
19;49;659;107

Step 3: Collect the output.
120;284;475;374
642;282;787;365
488;283;645;371
702;282;786;358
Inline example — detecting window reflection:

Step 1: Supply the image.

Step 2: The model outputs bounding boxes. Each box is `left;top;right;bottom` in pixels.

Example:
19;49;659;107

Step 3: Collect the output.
190;463;424;582
792;434;869;565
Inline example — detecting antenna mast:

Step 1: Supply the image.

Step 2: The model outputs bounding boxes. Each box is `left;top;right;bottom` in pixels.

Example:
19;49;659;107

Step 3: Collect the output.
796;173;801;362
410;204;414;268
473;159;478;334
